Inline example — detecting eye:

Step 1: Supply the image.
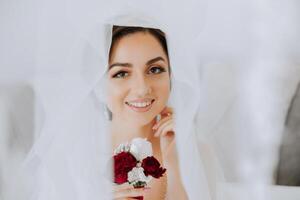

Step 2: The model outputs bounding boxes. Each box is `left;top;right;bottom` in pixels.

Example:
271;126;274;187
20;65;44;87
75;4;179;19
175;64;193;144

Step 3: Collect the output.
112;71;129;78
148;66;166;74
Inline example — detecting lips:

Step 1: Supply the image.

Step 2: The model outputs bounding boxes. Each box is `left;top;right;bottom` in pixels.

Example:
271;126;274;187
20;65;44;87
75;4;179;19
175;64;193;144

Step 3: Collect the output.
125;99;155;112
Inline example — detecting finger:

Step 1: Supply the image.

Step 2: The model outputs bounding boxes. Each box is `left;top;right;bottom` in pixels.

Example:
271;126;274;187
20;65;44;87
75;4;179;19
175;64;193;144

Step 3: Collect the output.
160;122;174;138
154;118;172;137
161;125;174;137
114;188;145;199
154;120;173;137
160;136;176;157
113;183;132;192
160;133;176;159
113;187;149;199
153;115;172;130
161;106;173;114
162;110;172;117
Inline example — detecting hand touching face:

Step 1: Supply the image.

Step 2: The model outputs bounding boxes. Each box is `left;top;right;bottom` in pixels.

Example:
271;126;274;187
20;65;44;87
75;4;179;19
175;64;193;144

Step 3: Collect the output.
152;106;177;164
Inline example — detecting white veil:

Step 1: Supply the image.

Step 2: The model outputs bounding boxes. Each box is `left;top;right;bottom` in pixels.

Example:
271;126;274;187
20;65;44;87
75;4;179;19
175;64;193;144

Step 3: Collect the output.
24;0;211;199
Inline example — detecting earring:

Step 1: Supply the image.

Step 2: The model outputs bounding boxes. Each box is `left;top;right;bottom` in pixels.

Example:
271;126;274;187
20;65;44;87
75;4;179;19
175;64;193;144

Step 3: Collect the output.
104;105;112;121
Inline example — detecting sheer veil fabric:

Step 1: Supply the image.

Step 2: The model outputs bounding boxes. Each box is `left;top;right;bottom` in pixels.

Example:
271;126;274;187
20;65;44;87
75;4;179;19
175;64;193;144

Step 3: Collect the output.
24;0;213;199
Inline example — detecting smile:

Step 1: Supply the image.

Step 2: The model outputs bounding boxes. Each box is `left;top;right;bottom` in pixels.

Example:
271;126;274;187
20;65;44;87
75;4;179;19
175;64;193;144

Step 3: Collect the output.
125;99;155;112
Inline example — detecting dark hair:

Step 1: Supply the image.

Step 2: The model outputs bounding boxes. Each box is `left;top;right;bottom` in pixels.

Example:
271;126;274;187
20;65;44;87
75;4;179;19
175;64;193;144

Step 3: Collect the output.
109;26;170;73
108;25;172;109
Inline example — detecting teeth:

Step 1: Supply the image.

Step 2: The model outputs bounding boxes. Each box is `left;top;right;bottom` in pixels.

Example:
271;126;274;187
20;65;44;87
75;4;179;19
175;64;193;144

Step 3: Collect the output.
127;101;152;108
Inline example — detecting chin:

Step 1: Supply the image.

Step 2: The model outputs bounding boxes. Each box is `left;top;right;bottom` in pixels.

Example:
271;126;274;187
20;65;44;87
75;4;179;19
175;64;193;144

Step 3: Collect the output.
128;113;156;126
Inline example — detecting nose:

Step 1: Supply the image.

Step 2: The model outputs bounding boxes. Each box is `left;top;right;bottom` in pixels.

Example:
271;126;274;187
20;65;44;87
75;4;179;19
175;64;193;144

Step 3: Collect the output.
131;73;152;97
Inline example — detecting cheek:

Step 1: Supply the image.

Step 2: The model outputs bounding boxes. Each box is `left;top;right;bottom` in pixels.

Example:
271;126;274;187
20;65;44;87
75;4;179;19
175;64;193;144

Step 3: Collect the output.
106;82;128;112
153;77;170;101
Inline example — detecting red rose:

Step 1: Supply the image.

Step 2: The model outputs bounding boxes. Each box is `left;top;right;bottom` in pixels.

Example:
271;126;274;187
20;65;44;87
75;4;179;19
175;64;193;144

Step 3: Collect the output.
141;156;166;178
114;152;137;184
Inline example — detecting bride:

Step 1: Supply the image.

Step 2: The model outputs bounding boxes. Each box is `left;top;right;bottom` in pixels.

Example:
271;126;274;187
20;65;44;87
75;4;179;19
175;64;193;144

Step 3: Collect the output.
24;11;213;200
107;25;187;199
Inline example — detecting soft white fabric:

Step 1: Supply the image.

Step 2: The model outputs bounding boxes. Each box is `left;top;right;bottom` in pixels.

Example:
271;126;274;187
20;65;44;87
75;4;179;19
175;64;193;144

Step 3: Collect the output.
23;0;212;199
216;183;300;200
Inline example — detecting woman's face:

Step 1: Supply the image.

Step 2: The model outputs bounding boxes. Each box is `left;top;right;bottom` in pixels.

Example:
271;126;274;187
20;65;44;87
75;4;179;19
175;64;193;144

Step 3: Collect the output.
107;32;170;126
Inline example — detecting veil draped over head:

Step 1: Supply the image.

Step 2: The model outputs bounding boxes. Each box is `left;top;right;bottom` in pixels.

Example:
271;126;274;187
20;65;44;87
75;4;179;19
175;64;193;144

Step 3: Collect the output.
24;0;211;199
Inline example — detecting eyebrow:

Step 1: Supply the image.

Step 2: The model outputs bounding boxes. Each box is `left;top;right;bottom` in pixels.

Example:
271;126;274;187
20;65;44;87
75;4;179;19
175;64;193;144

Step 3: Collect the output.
146;56;166;65
108;62;132;70
108;56;166;70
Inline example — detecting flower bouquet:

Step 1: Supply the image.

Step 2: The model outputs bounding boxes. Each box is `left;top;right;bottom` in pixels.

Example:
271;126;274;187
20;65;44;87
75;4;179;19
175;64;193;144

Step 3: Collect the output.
113;138;166;200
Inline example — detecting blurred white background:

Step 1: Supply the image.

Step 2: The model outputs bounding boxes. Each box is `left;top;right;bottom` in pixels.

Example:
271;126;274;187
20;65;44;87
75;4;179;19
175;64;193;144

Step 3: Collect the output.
0;0;300;199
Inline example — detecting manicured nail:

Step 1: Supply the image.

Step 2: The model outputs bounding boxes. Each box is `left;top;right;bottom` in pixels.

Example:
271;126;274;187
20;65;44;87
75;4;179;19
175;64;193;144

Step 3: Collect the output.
156;114;161;122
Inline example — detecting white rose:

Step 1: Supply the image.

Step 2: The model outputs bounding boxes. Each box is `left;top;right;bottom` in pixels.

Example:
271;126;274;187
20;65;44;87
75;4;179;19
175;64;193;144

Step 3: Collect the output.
113;142;131;155
127;167;152;184
129;138;153;161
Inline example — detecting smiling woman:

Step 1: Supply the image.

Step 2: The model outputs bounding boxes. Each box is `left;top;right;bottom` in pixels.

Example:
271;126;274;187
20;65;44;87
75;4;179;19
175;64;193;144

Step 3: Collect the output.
22;8;211;200
107;26;170;126
106;26;187;200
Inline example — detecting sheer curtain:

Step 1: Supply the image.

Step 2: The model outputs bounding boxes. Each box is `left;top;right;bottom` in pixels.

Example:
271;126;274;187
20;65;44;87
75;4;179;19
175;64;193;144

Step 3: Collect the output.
1;0;300;200
22;0;211;199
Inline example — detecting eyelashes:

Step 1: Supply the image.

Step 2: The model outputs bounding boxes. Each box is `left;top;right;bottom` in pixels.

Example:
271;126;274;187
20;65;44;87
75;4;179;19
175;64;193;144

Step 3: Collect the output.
112;71;129;78
148;66;166;74
111;66;167;79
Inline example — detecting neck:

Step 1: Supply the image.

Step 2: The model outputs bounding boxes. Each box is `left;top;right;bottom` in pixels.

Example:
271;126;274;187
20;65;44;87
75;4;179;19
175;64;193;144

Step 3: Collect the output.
110;117;156;149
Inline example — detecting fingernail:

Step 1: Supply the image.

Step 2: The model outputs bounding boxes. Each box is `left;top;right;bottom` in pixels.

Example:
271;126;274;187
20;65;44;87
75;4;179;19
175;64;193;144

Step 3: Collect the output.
156;114;161;122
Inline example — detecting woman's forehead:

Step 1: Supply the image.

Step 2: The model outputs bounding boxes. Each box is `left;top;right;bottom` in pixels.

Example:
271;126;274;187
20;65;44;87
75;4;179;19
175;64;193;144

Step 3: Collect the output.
109;32;168;65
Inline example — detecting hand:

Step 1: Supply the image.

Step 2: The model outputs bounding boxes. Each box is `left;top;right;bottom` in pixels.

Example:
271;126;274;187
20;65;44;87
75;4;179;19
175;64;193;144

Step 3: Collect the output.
113;183;150;200
152;107;188;199
152;107;177;164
